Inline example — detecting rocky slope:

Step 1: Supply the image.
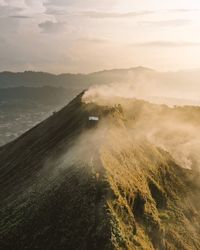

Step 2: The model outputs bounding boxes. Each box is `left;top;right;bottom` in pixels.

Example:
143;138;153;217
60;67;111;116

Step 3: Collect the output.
0;92;200;249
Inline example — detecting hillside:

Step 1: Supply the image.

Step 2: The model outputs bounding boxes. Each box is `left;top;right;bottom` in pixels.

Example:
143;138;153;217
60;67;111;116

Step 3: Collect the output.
0;67;151;88
0;92;200;249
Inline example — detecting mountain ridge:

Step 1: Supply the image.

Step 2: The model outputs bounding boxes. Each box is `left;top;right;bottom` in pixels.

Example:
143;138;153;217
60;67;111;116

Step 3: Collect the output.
0;66;154;89
0;92;200;249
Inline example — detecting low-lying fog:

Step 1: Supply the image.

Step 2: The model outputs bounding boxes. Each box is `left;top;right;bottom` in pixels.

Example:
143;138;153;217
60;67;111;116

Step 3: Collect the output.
82;78;200;171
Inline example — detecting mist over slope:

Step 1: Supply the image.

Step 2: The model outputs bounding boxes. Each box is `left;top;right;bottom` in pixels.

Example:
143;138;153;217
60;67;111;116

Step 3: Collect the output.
0;91;200;249
83;86;200;171
1;66;200;146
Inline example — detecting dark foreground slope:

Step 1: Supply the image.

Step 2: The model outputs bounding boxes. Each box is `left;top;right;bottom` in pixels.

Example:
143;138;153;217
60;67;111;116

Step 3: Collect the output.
0;93;200;250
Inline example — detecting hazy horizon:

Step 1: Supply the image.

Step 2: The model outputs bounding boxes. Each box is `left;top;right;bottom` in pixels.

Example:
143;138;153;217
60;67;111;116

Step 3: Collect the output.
2;65;200;75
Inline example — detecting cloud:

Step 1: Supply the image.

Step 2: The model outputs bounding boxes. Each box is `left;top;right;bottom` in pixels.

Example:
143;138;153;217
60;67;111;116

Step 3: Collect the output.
0;36;7;45
0;17;20;33
138;19;191;27
0;5;23;17
0;1;46;18
80;8;200;19
0;4;32;33
81;10;156;19
133;41;200;47
77;38;109;44
45;0;80;6
38;20;66;33
45;0;116;8
10;15;31;19
168;8;200;13
44;0;118;14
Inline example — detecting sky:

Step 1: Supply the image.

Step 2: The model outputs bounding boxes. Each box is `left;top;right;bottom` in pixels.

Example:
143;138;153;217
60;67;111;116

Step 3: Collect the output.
1;0;200;73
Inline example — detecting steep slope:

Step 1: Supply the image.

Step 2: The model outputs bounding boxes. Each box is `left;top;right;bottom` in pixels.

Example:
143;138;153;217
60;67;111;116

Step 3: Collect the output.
0;92;120;249
0;92;200;250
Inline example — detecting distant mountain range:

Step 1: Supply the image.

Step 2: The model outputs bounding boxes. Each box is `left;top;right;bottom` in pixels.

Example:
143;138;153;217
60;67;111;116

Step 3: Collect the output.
0;66;200;146
0;67;199;105
0;67;152;88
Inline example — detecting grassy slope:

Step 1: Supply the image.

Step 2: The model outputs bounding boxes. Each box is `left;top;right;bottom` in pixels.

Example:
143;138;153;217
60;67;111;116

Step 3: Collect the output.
0;94;200;249
100;135;200;249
